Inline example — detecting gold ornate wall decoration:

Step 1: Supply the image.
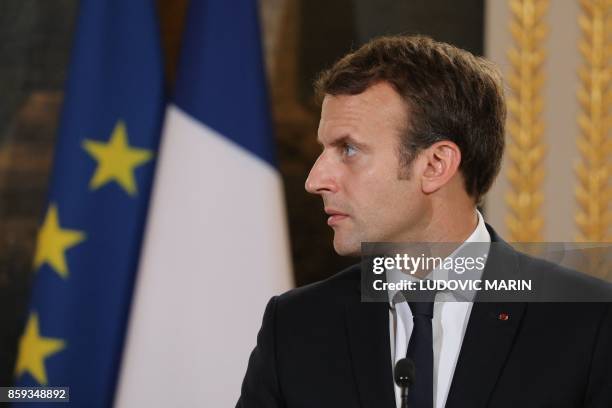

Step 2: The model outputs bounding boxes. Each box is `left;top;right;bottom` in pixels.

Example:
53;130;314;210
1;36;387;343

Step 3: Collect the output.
505;0;549;241
575;0;611;243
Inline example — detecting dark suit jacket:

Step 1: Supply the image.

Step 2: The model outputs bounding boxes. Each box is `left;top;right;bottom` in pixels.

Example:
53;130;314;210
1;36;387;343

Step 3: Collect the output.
237;227;612;407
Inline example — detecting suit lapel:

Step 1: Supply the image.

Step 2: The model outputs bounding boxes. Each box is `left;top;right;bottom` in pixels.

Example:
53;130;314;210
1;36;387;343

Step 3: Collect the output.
345;300;396;408
446;226;527;408
445;301;526;407
343;226;527;408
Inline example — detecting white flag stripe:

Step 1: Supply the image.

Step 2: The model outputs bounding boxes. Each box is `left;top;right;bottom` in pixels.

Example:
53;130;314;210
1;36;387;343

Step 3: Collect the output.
115;104;293;407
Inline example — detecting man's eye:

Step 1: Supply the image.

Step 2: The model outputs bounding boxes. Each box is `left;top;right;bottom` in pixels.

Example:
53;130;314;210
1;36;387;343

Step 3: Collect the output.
342;144;357;157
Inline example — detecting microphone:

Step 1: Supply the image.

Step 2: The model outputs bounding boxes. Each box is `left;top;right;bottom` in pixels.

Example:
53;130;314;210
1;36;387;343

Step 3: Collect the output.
394;358;416;408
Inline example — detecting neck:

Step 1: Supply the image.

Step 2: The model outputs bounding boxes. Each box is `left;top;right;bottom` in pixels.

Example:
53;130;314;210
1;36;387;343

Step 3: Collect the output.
419;197;478;243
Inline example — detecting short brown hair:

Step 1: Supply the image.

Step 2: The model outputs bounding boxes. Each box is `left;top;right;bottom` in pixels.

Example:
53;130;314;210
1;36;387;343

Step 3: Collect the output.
315;35;506;203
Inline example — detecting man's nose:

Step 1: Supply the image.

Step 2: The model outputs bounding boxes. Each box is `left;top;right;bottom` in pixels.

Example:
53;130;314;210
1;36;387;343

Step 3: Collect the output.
305;154;337;195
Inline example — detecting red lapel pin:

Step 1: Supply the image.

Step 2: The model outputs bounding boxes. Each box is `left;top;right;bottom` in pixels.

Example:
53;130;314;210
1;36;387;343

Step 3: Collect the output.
498;312;510;321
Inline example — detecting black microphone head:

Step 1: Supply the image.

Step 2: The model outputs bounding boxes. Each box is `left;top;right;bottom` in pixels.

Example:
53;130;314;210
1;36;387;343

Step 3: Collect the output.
394;358;416;388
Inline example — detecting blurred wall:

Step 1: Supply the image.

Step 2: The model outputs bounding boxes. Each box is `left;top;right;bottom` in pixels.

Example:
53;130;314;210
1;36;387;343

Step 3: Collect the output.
485;0;585;242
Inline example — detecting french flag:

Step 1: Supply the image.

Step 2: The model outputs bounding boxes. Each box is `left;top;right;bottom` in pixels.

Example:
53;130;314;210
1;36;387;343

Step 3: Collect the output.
114;1;293;406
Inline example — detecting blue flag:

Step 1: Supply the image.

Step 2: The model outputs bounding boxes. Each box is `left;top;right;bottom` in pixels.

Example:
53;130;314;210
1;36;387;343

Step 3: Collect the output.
173;0;276;165
14;0;163;406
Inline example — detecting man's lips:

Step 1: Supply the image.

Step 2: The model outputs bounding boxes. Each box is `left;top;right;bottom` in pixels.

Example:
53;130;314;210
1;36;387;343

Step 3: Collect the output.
325;208;349;226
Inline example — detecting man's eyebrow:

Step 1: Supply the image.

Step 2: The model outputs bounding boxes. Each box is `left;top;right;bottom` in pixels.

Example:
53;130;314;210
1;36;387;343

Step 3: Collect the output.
318;135;365;148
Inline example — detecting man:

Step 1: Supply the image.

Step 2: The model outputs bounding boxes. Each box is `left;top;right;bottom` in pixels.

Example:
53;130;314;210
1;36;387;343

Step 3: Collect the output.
237;36;612;407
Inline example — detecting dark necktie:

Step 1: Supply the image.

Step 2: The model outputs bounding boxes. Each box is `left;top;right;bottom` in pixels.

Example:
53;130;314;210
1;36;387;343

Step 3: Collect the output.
406;300;434;408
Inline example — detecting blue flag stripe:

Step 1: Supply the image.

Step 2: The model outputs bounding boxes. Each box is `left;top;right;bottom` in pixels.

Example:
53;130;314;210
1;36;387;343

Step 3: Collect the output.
173;0;276;166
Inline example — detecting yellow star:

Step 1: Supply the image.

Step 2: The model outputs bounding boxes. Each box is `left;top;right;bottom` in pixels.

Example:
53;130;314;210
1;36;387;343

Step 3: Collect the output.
82;120;152;196
33;204;86;279
15;313;65;385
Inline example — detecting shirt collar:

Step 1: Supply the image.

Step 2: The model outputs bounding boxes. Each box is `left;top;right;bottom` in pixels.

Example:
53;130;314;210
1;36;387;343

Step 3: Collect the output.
386;209;491;307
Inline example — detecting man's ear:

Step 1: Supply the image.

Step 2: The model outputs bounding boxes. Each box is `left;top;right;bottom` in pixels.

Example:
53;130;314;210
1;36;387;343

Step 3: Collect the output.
420;141;461;194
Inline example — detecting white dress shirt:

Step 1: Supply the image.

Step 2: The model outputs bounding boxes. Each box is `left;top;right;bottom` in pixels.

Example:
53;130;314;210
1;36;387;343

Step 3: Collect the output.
388;210;490;408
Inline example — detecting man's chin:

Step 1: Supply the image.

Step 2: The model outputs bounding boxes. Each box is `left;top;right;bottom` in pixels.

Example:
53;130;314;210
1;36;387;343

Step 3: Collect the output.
333;238;362;257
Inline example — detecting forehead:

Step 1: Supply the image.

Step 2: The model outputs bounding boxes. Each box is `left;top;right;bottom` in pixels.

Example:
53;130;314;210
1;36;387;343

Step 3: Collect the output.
318;82;408;143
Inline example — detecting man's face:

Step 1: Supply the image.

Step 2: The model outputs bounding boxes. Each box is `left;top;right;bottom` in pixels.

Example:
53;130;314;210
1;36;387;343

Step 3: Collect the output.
306;82;430;256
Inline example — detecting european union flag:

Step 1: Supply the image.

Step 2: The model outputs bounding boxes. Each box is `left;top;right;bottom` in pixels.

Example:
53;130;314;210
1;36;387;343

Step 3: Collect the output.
14;0;164;406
